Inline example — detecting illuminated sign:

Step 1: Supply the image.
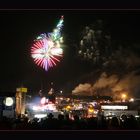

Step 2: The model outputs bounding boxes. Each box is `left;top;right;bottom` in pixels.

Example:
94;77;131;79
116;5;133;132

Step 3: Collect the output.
34;114;47;119
16;88;27;93
101;105;128;110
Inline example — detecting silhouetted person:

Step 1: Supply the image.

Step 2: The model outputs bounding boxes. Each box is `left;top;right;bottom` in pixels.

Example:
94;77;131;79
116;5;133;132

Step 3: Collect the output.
120;114;128;129
58;114;64;121
127;115;138;129
97;110;104;129
65;114;70;120
48;113;54;119
108;117;120;129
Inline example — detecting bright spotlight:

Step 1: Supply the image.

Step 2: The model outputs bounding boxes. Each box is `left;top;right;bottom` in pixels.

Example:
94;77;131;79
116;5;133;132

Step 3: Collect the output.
129;98;134;102
40;97;46;105
5;97;14;106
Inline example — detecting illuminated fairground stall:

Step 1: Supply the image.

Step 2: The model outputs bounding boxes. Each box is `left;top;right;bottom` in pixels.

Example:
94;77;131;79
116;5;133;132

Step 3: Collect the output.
26;96;63;119
100;103;139;119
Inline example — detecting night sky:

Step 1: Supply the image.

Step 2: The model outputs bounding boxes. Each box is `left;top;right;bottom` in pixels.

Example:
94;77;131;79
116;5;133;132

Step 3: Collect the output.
0;10;140;95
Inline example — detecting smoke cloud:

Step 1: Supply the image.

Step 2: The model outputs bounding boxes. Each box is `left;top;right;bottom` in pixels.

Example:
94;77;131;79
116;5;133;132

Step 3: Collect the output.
74;20;140;99
72;70;140;99
72;83;93;96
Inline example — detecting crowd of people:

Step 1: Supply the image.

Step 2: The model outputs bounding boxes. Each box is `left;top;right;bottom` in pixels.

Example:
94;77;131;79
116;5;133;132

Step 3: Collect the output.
0;113;140;130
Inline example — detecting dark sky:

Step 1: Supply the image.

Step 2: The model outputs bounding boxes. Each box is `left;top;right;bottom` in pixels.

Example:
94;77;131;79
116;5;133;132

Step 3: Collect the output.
0;10;140;94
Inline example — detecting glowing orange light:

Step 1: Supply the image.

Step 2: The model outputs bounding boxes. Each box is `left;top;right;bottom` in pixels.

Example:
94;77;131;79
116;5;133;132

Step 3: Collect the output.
88;108;94;113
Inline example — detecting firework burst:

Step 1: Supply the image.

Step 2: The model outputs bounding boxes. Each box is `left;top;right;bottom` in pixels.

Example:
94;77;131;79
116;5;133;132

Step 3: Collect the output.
31;16;64;71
